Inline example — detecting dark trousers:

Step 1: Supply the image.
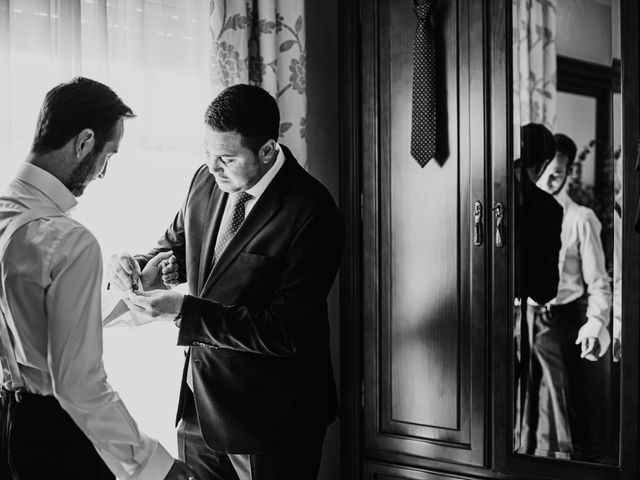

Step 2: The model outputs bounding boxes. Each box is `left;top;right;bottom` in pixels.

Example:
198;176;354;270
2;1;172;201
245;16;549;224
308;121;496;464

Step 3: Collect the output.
177;392;326;480
0;388;114;480
515;300;610;460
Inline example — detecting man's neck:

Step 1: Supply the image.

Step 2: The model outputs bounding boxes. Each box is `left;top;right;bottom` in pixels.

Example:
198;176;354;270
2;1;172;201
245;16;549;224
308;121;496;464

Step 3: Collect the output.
25;150;72;187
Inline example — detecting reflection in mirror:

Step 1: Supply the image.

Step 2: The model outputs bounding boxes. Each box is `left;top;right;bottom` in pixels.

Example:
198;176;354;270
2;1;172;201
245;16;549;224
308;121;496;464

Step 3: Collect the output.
512;0;621;465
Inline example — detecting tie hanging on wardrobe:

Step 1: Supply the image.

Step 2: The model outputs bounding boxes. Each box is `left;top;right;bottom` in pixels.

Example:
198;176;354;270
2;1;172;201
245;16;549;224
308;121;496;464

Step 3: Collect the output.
410;0;437;168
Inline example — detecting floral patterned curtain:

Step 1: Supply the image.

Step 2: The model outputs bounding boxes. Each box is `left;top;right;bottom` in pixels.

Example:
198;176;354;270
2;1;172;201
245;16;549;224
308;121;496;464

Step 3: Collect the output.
513;0;557;150
209;0;307;167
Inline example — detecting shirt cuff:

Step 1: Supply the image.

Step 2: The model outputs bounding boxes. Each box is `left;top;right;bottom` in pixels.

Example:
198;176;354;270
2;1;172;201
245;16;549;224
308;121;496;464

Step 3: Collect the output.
132;440;173;480
577;318;611;357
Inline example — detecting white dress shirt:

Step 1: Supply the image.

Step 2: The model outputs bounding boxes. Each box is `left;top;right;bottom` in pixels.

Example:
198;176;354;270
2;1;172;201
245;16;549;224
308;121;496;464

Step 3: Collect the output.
0;163;173;480
551;189;612;353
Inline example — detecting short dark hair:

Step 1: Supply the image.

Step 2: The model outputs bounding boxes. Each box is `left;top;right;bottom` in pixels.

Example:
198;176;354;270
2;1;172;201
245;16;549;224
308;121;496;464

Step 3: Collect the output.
520;123;556;169
31;77;135;155
554;133;577;167
204;84;280;154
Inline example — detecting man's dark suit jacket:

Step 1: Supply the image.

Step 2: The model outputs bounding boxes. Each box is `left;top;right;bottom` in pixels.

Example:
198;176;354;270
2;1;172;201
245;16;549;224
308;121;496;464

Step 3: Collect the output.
136;146;343;454
515;169;563;305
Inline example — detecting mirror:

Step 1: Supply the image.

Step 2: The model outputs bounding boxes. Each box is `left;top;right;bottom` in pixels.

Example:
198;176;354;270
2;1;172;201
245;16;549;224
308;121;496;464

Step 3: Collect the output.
512;0;621;464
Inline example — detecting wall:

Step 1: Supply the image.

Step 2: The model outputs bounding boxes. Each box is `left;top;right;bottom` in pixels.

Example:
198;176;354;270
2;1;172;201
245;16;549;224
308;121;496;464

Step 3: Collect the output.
557;0;618;65
305;0;341;478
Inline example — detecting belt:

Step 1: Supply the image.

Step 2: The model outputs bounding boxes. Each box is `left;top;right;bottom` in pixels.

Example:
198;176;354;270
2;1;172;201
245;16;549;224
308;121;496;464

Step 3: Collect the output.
0;386;43;404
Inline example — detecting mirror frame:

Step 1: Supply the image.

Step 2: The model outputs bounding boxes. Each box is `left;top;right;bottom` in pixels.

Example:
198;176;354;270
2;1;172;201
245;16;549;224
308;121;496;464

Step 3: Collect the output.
490;1;640;479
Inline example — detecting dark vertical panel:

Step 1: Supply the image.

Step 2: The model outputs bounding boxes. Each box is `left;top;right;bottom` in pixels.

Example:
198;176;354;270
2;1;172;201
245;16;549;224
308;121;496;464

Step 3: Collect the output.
619;0;640;478
305;1;341;479
386;0;459;430
338;0;363;478
488;0;513;472
363;0;485;469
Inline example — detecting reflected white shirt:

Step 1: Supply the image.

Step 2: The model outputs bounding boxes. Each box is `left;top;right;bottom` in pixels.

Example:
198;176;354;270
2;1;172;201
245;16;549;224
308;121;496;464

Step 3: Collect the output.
551;189;612;352
0;163;172;480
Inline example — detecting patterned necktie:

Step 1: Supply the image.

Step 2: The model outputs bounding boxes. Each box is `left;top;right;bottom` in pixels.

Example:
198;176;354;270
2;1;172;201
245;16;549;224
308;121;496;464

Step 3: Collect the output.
214;191;253;264
411;0;436;167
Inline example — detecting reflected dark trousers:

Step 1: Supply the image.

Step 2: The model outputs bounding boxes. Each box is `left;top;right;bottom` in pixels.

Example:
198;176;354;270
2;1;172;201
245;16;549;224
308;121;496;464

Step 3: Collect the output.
177;390;326;480
0;388;113;480
515;299;607;458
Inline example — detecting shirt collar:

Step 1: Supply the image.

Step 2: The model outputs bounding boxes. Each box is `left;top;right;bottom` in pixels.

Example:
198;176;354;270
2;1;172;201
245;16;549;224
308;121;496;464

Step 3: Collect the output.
245;143;286;200
15;163;78;214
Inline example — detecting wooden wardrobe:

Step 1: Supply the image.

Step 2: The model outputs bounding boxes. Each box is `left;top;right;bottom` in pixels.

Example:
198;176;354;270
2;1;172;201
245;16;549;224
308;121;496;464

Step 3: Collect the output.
338;1;640;479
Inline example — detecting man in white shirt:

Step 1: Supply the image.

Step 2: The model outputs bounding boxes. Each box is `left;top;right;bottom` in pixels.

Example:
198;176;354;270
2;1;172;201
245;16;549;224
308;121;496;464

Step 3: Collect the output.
0;77;197;480
532;133;612;459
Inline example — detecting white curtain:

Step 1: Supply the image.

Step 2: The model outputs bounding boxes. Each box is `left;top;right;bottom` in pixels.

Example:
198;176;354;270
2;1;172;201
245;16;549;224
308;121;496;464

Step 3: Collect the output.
0;0;212;455
513;0;557;150
208;0;307;166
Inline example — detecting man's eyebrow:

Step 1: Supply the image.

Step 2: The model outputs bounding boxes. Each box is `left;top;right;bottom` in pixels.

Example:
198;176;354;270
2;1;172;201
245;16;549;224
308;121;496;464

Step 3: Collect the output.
203;144;232;156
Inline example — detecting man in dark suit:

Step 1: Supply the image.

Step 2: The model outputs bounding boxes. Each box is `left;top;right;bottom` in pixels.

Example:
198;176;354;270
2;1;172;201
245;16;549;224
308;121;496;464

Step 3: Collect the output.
513;123;564;454
107;84;343;480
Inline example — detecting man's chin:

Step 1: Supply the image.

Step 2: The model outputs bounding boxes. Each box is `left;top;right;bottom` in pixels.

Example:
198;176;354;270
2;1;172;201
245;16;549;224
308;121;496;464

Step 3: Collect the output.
213;177;238;193
67;184;87;197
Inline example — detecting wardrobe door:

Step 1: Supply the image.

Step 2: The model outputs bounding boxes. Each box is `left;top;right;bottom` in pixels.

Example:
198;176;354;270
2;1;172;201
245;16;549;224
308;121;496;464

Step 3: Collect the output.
361;0;487;469
489;0;639;479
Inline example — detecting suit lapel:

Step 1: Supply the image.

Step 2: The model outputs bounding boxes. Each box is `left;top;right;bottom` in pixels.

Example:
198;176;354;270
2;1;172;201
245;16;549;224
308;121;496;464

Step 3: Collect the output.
199;148;298;298
200;189;282;297
197;186;228;293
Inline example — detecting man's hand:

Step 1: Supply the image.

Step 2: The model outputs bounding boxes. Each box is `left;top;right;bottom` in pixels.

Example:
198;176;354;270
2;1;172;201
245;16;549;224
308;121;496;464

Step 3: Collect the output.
106;252;141;291
613;337;621;361
159;255;180;288
578;336;601;361
107;251;177;292
128;289;185;321
140;251;178;291
163;459;198;480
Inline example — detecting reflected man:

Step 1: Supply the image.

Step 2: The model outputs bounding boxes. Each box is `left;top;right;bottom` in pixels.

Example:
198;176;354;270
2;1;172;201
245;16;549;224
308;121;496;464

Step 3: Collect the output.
531;133;612;459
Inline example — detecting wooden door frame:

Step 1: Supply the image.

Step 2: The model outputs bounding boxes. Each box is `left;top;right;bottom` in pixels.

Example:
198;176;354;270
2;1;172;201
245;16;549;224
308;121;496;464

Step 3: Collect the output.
339;0;362;478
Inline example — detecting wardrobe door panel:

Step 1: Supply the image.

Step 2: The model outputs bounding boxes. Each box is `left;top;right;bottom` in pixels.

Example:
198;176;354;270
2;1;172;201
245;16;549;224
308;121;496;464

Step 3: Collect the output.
362;0;486;467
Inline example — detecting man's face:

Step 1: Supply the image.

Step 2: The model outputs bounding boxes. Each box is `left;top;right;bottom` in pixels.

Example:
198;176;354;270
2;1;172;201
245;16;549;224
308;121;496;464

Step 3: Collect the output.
203;126;267;194
67;119;124;197
537;153;570;195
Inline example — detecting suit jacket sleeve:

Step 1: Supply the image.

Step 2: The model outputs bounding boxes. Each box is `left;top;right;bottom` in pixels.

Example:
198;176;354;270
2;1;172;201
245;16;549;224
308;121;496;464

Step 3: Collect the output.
134;167;205;282
177;207;344;357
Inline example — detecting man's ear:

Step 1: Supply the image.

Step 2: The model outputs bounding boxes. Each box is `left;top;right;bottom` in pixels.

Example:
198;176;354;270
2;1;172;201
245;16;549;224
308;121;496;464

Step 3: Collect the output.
74;128;96;160
258;139;278;164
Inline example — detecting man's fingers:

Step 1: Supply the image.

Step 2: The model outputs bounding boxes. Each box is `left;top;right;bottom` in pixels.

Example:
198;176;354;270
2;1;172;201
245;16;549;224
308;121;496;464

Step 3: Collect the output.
128;292;154;309
130;257;141;278
115;252;136;275
148;250;174;268
580;338;600;361
107;252;139;288
160;257;178;274
162;272;179;283
116;268;134;290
